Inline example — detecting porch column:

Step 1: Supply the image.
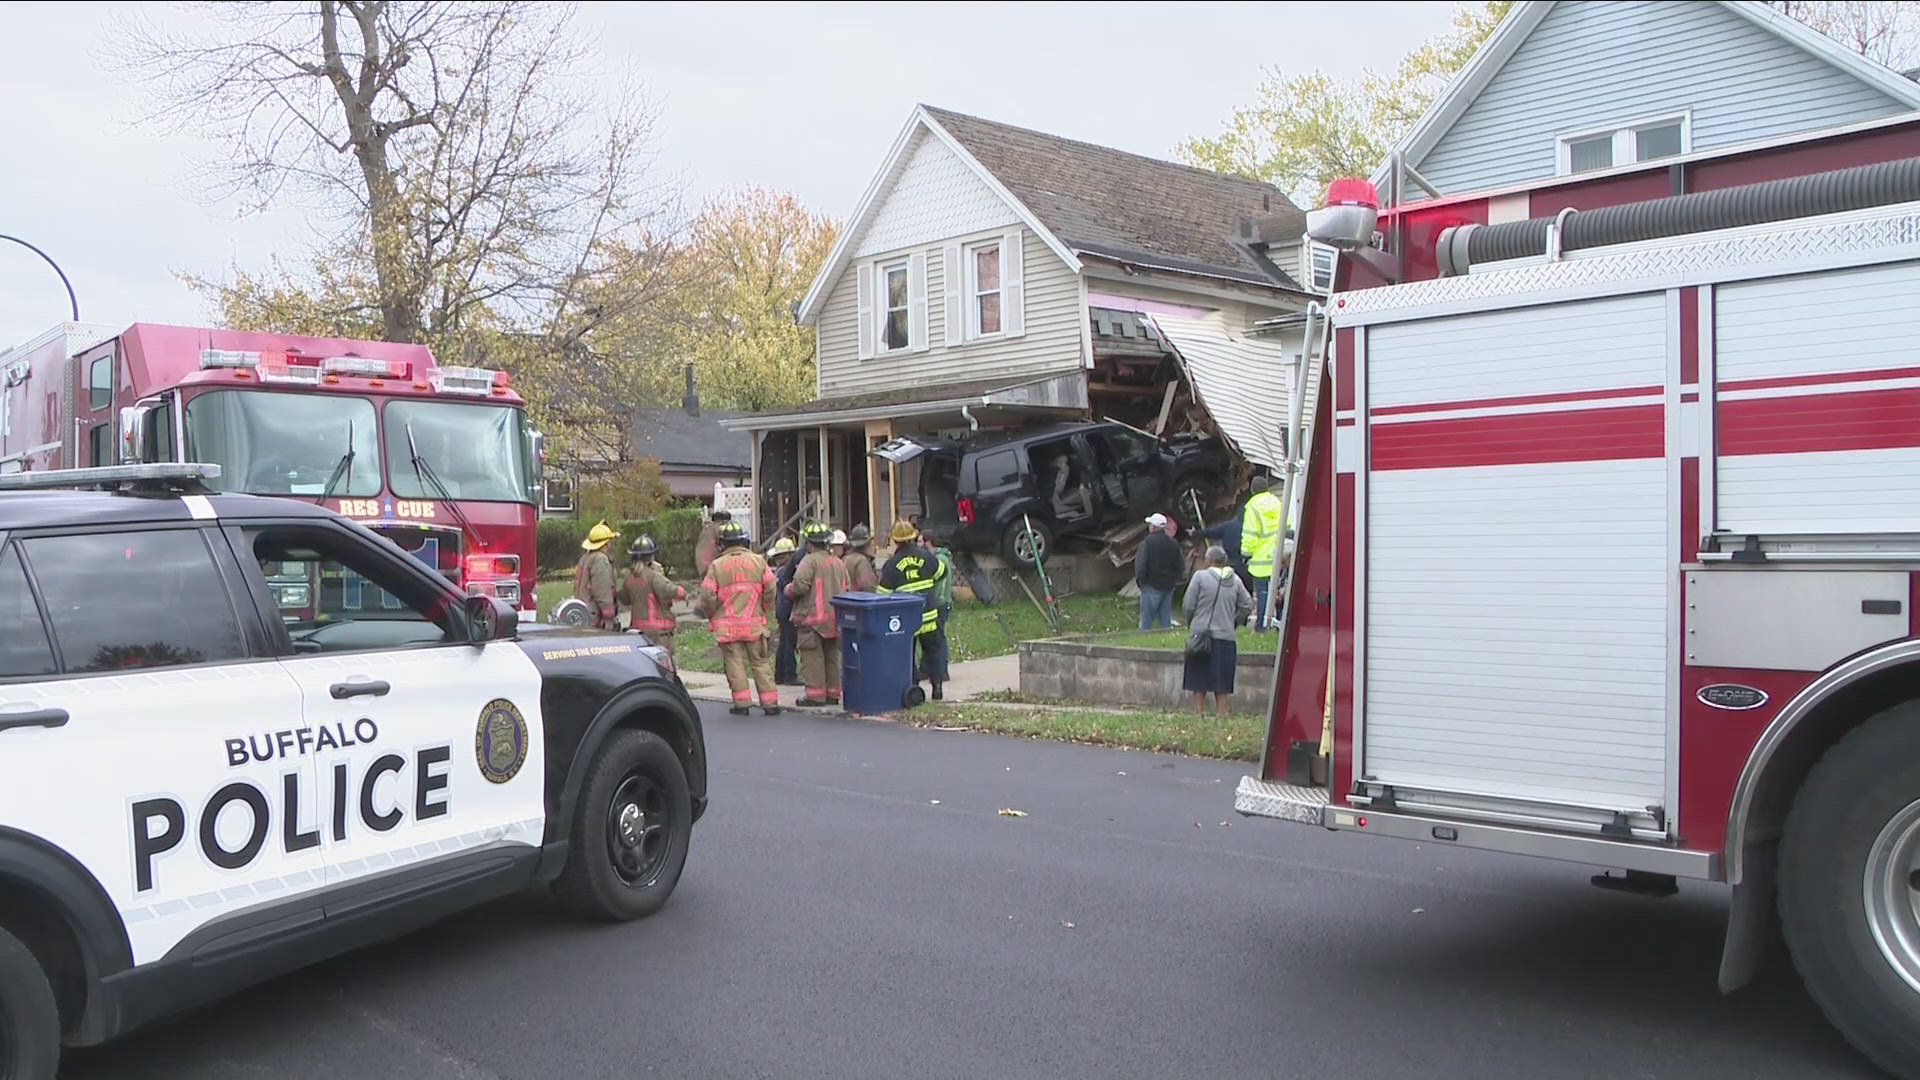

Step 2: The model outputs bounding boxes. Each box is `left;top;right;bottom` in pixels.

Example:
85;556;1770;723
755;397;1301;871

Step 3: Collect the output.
748;429;762;541
817;424;832;524
863;419;891;535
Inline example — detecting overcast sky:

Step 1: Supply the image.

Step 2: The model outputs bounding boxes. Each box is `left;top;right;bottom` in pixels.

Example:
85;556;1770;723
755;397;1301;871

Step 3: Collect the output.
0;1;1454;347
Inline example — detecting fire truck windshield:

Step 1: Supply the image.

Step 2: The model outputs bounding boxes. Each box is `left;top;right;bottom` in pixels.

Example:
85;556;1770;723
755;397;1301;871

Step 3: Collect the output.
382;400;531;504
184;390;383;497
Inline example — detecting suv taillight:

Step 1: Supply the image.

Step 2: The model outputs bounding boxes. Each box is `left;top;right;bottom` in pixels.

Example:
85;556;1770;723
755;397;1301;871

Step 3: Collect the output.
956;498;974;525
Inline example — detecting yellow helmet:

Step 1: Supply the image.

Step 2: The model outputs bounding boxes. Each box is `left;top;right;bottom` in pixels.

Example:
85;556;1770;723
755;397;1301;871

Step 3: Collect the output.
769;536;797;555
890;519;919;544
581;520;618;551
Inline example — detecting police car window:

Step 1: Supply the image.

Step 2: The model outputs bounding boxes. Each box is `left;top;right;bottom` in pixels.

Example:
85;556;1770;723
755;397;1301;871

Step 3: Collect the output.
250;528;460;654
23;530;246;674
0;545;56;678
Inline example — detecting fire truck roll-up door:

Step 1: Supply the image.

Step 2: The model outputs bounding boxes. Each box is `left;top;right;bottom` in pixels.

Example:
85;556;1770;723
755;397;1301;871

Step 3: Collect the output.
1357;293;1673;837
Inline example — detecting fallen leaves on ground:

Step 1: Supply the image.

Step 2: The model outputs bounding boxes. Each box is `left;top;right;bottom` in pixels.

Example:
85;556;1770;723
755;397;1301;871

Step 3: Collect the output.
998;808;1028;818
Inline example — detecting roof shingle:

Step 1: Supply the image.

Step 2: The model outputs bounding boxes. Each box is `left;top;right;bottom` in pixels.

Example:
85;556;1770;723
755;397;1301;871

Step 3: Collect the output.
922;105;1307;291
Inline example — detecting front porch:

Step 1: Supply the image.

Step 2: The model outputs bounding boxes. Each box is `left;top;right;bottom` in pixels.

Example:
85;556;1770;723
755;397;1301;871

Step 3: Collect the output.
724;370;1087;540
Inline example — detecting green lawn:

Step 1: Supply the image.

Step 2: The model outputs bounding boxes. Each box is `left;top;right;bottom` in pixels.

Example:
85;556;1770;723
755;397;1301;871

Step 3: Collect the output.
901;701;1262;761
945;589;1138;662
1101;626;1281;652
534;578;725;672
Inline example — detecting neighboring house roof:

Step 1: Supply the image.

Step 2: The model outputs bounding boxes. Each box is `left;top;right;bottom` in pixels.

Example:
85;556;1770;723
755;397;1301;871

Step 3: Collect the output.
1376;0;1920;192
798;106;1306;324
628;407;752;471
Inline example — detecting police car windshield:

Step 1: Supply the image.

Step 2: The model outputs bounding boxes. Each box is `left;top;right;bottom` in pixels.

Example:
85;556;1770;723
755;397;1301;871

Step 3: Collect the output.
383;400;530;504
184;390;382;497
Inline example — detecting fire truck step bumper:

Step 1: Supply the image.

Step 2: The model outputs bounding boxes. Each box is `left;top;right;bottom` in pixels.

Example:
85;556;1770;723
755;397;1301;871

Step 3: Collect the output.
1234;776;1329;825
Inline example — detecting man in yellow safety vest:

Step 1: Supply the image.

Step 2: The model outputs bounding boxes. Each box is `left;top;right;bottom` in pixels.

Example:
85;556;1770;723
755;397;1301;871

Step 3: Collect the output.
1240;473;1287;632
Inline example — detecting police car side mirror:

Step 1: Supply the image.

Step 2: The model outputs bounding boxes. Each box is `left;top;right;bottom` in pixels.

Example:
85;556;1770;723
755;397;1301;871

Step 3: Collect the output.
465;594;519;646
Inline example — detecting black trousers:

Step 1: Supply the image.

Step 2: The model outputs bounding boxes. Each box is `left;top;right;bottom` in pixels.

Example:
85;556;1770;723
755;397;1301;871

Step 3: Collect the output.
774;620;800;685
915;608;950;686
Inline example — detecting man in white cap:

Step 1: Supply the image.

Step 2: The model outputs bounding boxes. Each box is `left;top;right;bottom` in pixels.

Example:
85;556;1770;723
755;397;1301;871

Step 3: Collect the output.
1135;512;1182;631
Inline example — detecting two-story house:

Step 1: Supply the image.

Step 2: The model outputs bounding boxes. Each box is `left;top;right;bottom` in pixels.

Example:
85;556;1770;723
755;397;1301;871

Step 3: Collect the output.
727;105;1315;538
1374;0;1920;206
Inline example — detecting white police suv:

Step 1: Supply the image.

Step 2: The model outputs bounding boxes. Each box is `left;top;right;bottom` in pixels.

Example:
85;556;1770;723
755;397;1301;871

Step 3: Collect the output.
0;465;707;1079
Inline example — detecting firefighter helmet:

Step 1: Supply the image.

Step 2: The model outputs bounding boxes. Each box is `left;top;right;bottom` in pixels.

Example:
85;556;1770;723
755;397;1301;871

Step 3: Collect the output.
847;524;872;548
581;520;618;551
717;521;750;546
801;522;833;545
627;534;658;560
769;536;797;556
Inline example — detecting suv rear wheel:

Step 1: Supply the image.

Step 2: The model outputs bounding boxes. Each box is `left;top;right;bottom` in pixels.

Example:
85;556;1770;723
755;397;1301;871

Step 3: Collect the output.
1170;474;1220;529
1001;518;1051;569
0;924;59;1080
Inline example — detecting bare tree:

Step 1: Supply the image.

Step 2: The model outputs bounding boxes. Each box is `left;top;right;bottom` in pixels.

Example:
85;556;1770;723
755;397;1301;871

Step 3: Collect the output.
1767;1;1920;69
113;2;671;346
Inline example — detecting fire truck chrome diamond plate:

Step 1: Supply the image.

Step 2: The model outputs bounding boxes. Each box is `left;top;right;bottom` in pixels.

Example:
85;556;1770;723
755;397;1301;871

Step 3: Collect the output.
1331;204;1920;322
1234;776;1329;825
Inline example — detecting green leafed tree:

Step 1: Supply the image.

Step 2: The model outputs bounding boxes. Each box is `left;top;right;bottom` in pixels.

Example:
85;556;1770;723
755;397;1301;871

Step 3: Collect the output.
1177;2;1514;204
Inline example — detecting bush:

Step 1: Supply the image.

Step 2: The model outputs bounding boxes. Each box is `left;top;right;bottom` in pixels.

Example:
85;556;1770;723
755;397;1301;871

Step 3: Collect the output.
538;506;711;578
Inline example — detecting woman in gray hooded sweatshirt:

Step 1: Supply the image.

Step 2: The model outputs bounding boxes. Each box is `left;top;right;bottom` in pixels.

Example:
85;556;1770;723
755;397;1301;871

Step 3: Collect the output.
1182;545;1254;716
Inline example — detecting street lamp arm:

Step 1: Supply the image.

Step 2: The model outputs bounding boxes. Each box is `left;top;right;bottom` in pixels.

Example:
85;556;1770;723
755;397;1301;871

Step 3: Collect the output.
0;234;79;322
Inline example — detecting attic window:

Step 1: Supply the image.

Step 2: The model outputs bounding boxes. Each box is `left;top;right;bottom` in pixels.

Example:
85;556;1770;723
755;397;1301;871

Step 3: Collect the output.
1556;113;1691;175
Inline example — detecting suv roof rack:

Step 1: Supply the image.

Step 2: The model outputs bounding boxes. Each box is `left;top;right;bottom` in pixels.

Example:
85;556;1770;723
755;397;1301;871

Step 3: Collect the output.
0;462;223;495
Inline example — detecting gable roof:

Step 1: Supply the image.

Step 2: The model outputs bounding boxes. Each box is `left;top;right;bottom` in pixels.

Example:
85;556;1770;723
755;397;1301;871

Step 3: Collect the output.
627;407;751;471
1377;0;1920;190
798;106;1305;323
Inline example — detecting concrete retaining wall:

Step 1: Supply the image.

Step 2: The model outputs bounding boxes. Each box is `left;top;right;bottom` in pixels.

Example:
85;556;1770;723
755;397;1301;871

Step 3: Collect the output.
1018;636;1273;714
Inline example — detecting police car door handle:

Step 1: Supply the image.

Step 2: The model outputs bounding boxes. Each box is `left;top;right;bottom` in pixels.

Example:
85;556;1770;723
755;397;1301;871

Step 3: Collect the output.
329;679;391;700
0;705;69;732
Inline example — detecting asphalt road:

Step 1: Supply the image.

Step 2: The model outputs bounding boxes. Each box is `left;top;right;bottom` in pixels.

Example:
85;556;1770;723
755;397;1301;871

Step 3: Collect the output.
65;703;1875;1080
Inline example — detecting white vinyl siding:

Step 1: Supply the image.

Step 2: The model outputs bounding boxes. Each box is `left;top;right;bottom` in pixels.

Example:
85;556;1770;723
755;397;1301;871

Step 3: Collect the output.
855;130;1015;258
1368;294;1666;408
817;226;1078;397
1715;260;1920;534
1415;0;1909;194
1363;297;1670;813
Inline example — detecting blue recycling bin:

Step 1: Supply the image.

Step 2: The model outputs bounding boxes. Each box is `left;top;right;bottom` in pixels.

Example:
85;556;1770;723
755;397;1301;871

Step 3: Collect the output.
833;592;926;714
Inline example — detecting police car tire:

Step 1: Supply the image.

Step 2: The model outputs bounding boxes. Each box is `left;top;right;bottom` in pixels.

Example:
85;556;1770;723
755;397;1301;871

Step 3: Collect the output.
1779;702;1920;1079
554;729;691;921
0;924;59;1080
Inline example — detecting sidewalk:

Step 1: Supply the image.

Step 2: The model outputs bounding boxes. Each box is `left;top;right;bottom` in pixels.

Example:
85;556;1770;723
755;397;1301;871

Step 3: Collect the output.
679;652;1021;711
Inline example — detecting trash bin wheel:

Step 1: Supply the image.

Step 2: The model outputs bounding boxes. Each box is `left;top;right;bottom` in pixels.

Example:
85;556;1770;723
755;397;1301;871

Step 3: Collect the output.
903;685;927;708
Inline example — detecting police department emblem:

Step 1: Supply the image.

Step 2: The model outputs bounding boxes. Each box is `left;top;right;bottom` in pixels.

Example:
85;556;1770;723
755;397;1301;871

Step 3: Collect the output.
475;699;528;784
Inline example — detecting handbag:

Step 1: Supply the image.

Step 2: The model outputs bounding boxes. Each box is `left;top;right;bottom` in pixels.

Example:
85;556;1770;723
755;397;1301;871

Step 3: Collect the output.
1185;628;1213;659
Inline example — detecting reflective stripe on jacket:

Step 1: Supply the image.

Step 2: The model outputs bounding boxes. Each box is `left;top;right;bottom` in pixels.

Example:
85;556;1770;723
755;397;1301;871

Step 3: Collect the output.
622;564;681;633
701;548;774;642
1241;491;1285;580
787;550;850;634
879;545;946;635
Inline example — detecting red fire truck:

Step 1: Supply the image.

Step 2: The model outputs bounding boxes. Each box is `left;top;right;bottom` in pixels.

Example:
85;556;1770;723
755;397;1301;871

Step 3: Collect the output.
1239;115;1920;1075
0;323;539;617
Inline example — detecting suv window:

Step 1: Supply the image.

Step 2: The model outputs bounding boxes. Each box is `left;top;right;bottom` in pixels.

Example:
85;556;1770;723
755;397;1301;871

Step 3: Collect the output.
249;526;463;654
23;529;246;673
972;448;1021;490
0;545;56;678
1100;428;1156;470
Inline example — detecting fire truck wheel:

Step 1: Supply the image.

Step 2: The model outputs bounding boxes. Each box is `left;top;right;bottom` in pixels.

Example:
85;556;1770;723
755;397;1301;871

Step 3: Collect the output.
553;729;691;922
1780;702;1920;1078
0;923;60;1080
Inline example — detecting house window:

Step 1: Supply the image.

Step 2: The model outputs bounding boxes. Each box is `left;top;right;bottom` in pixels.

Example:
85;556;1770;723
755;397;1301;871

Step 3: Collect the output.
879;260;910;352
966;240;1002;338
1557;113;1691;175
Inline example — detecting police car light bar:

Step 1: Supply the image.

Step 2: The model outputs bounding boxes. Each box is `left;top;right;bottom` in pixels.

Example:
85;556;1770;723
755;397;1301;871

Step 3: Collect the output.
0;462;223;491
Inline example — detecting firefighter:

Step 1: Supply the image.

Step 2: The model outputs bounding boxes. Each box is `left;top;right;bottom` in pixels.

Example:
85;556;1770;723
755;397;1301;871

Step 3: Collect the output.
574;520;619;630
1241;472;1286;632
769;536;802;686
830;529;848;561
879;519;949;700
698;522;781;716
842;524;879;592
619;534;684;656
693;508;732;577
786;523;850;707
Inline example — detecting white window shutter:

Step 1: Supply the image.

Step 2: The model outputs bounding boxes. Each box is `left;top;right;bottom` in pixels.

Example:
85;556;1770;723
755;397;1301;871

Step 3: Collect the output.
942;242;963;347
855;262;875;360
1002;231;1025;338
909;250;930;352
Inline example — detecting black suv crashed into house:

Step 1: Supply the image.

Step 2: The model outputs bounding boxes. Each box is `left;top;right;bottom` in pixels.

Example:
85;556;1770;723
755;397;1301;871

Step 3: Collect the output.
875;422;1231;567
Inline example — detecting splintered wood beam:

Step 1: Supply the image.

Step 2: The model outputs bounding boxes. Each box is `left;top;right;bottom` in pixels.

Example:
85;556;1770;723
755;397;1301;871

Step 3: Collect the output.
1151;379;1182;435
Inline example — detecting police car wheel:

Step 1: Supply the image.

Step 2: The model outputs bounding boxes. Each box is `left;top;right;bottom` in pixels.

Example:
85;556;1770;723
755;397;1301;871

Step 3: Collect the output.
554;729;691;921
0;924;59;1080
